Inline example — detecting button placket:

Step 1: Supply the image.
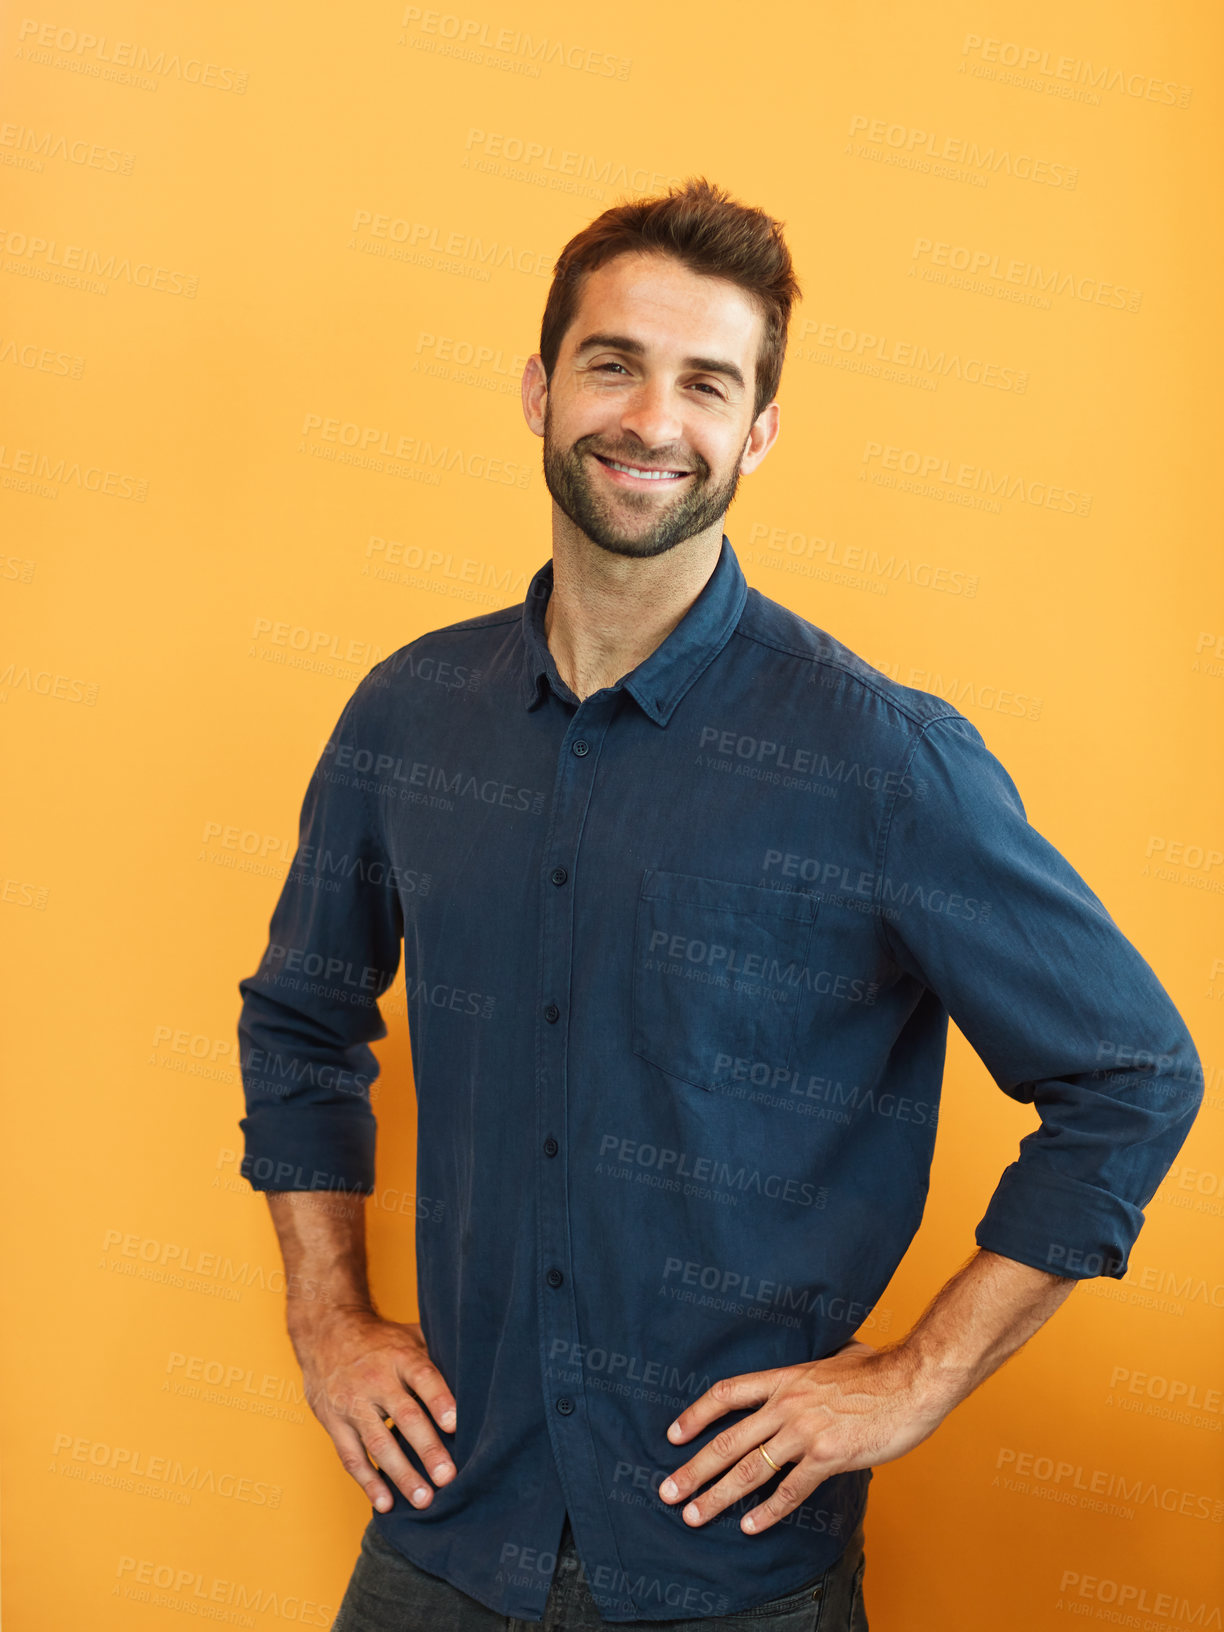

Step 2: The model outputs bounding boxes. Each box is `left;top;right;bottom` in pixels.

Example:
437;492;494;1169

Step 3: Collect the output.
534;694;628;1603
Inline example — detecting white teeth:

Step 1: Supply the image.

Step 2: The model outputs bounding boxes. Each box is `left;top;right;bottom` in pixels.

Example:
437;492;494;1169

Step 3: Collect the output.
603;458;685;481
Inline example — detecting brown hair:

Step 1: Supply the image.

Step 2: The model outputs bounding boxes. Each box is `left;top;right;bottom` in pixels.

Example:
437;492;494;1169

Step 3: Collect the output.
538;177;801;421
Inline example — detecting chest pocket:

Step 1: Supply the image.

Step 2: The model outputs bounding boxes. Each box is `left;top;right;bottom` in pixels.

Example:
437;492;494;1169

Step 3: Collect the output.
631;869;818;1092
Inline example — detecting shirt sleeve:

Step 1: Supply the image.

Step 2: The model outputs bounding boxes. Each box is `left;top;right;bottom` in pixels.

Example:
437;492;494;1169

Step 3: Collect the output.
875;711;1202;1279
236;666;403;1194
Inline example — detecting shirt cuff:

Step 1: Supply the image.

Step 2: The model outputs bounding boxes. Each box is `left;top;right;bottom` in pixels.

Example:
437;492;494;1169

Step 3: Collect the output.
974;1162;1145;1280
238;1106;376;1194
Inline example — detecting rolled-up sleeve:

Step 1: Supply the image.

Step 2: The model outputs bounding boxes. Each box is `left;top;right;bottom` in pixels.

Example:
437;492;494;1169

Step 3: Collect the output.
236;665;403;1194
875;711;1202;1279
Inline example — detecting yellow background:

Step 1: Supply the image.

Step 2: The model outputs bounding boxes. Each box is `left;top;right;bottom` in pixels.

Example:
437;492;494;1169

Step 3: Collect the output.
2;2;1221;1626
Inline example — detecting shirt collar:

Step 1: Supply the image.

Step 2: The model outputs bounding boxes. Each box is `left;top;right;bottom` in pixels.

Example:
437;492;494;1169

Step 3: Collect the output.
519;533;748;726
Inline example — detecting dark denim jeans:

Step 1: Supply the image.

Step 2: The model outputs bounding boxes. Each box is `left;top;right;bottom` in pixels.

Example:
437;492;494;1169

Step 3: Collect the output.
332;1510;868;1630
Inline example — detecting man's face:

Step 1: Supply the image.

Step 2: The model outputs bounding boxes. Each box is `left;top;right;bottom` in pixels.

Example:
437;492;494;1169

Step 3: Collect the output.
530;251;777;559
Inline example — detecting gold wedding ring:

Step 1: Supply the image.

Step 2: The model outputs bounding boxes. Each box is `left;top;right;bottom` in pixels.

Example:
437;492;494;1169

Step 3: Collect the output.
758;1443;782;1472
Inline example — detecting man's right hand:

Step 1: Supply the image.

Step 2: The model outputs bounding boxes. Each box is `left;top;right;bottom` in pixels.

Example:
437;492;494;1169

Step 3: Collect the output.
289;1306;458;1513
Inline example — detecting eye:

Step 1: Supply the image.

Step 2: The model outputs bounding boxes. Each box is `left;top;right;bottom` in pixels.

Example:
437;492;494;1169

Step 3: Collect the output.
690;382;724;397
593;361;629;374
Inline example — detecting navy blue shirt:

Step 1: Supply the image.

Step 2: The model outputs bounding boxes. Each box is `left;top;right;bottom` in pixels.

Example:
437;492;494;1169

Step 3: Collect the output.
237;534;1201;1622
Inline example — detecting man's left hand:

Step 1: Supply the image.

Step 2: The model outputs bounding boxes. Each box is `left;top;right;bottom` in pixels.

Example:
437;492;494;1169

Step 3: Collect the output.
657;1339;951;1534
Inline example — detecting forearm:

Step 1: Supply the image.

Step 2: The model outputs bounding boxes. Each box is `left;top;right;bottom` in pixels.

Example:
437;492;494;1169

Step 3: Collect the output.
265;1191;376;1333
883;1246;1076;1412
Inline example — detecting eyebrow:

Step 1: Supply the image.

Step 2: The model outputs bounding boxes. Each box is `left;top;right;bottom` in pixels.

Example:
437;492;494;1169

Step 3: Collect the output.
572;332;746;392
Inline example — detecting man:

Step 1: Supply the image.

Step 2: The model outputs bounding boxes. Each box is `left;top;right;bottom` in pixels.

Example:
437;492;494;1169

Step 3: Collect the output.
236;179;1202;1629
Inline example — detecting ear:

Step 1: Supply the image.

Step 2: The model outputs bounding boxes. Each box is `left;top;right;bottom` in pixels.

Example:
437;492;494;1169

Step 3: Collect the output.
739;400;781;475
522;354;548;438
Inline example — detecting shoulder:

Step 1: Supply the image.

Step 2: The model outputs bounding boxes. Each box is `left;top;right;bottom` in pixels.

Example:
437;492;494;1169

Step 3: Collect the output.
347;603;524;707
734;584;970;733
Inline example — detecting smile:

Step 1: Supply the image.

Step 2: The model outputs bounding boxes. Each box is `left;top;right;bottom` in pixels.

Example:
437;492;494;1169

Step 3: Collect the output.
593;454;692;483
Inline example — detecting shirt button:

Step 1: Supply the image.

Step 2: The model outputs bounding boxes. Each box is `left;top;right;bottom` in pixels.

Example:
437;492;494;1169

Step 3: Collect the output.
550;866;568;885
544;1003;560;1023
543;1137;559;1157
572;739;589;756
555;1398;574;1415
546;1267;564;1287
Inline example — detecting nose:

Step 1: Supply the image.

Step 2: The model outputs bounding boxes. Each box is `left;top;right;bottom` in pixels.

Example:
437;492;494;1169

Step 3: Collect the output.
617;377;684;454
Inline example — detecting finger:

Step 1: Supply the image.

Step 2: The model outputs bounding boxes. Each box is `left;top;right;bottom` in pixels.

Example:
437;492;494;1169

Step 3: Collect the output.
329;1418;399;1513
659;1411;781;1516
673;1436;792;1528
665;1371;776;1445
351;1403;443;1508
380;1388;457;1493
740;1454;826;1535
398;1352;458;1434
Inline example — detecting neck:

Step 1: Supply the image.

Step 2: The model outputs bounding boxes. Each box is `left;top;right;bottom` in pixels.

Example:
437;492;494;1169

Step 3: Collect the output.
543;509;725;701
